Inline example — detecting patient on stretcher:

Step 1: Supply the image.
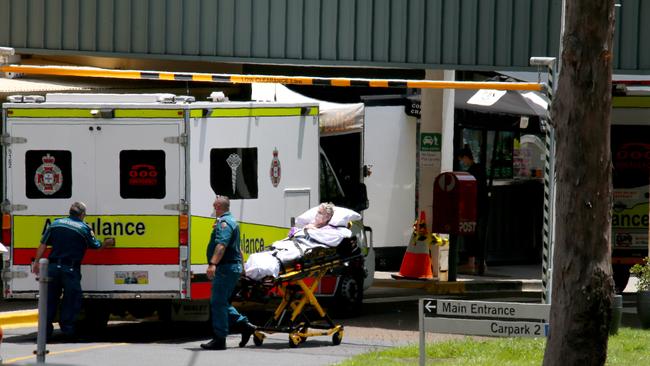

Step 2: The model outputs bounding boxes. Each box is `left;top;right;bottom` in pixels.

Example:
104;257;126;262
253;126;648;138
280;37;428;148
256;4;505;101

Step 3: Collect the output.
244;203;360;280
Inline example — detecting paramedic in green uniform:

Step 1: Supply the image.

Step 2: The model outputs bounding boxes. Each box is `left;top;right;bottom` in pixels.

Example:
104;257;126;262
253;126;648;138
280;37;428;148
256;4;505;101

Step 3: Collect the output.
32;202;115;340
201;195;257;350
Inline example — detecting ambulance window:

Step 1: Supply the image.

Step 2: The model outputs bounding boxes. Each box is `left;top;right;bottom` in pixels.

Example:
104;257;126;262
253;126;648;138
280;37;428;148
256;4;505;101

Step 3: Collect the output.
120;150;166;199
26;150;72;199
210;148;258;199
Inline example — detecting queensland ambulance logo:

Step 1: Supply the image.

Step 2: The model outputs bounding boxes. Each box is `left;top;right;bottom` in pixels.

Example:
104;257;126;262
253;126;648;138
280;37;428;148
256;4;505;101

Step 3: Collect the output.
34;154;63;195
270;148;281;187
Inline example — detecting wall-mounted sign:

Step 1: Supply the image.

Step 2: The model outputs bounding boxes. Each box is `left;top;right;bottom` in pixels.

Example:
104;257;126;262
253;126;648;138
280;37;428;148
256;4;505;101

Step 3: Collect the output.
420;133;441;152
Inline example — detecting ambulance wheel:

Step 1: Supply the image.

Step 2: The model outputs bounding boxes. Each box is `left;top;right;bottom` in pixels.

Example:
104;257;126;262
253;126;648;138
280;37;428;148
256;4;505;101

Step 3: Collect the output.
333;275;363;317
77;304;110;334
253;333;264;347
289;333;302;348
332;330;343;345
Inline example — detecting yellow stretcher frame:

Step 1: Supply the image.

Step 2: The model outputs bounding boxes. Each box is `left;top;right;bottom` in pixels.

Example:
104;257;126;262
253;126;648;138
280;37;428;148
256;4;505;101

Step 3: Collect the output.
251;254;359;348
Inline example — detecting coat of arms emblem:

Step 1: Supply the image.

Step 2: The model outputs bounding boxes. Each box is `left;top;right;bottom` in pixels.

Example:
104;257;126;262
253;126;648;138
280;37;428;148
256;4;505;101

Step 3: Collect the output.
34;154;63;195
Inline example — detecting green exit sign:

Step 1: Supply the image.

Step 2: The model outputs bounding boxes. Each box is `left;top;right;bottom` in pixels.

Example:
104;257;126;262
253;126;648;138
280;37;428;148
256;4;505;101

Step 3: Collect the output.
420;133;441;152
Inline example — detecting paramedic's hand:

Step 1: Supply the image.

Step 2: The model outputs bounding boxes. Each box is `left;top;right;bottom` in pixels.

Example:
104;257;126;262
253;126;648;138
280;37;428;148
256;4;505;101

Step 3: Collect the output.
207;263;216;280
31;261;40;277
102;237;116;248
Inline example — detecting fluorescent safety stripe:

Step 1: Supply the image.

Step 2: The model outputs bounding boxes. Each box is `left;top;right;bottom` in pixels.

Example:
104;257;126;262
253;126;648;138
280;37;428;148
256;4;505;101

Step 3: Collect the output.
190;216;288;265
113;109;184;118
12;247;179;265
208;107;318;118
0;64;544;91
13;215;179;248
612;96;650;107
7;108;94;118
7;109;184;118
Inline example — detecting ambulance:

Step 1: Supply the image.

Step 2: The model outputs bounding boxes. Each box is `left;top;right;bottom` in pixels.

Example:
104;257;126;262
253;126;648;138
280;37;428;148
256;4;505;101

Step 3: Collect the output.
1;92;373;325
610;85;650;292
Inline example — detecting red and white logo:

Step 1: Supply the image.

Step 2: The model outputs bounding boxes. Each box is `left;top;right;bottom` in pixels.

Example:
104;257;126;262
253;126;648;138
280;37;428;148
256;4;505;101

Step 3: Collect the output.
128;164;159;186
270;148;281;187
34;154;63;195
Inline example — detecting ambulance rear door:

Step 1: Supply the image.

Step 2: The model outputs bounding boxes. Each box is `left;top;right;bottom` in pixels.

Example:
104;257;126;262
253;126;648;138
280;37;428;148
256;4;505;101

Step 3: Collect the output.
90;113;184;297
4;100;185;299
4;117;95;296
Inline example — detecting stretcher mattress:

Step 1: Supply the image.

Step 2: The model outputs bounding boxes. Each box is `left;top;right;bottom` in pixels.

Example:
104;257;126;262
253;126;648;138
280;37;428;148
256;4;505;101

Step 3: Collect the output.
244;225;352;280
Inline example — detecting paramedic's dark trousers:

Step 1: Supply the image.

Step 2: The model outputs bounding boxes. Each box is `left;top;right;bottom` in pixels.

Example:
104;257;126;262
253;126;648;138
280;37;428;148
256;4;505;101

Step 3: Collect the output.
210;263;249;338
47;263;82;336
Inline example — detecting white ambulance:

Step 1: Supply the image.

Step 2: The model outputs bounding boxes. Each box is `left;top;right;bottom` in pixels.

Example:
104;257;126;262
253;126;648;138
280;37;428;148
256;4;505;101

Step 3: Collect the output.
1;93;372;324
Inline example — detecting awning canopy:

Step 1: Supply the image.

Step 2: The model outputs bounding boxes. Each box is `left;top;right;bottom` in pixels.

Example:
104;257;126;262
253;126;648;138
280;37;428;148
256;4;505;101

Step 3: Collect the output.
454;88;548;117
0;76;94;96
252;83;364;135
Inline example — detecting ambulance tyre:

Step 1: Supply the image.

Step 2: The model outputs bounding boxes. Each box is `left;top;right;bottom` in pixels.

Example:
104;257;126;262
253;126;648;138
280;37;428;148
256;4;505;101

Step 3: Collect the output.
333;275;363;317
613;264;631;294
77;305;110;334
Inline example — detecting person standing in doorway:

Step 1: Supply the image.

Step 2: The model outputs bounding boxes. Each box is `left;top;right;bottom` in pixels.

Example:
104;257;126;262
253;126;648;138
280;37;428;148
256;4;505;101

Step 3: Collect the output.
201;195;257;350
457;146;489;275
32;202;115;341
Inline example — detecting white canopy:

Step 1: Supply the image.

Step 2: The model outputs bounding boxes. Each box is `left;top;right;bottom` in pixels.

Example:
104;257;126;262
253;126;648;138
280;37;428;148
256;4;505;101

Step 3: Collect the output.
251;83;364;135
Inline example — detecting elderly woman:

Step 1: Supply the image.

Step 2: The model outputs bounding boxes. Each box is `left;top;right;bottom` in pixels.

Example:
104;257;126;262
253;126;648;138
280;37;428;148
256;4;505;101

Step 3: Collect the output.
244;202;352;280
287;203;344;246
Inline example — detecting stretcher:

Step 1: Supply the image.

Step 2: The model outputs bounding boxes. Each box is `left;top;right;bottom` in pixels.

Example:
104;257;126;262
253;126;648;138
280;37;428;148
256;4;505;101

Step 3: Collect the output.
239;236;363;348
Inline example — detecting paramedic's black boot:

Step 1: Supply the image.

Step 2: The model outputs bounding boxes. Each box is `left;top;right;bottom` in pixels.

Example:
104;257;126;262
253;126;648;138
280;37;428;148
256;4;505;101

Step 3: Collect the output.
239;322;257;348
200;337;227;350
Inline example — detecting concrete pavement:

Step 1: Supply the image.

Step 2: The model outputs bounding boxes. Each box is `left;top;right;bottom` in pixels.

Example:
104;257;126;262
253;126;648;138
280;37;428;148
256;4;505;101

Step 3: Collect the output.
372;264;544;295
0;264;639;328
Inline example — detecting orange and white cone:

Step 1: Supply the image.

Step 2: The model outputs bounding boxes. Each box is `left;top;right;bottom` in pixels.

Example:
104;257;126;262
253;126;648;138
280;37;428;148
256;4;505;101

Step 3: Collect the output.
392;211;434;280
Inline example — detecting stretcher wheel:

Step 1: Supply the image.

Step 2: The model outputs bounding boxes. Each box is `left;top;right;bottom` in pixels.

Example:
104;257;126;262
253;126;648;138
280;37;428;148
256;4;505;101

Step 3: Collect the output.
332;330;343;346
289;332;302;348
253;332;264;347
298;326;308;344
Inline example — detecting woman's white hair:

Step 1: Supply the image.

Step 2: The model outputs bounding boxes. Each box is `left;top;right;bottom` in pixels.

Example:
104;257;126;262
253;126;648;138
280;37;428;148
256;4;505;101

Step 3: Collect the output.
319;202;335;219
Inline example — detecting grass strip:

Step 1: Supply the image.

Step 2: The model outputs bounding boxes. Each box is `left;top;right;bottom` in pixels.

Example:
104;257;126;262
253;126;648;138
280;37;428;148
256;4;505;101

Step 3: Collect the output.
338;328;650;366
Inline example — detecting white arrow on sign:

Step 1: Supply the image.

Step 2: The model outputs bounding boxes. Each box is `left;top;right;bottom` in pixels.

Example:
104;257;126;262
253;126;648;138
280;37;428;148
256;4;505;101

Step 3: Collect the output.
424;300;436;313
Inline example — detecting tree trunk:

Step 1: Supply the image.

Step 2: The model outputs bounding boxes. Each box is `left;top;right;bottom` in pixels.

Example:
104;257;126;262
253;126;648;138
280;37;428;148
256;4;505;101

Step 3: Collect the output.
543;1;616;365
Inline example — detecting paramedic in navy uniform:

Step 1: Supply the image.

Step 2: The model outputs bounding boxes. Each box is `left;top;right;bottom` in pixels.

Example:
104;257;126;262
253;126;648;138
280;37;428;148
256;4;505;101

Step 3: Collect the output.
201;195;257;350
32;201;115;340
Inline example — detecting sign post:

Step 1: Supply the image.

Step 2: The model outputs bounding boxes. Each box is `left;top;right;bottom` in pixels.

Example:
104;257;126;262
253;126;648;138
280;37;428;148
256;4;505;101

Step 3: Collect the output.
418;298;550;366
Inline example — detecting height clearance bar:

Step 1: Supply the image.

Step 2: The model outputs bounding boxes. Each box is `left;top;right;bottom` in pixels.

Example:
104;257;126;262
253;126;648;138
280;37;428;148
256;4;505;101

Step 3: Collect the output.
0;64;543;92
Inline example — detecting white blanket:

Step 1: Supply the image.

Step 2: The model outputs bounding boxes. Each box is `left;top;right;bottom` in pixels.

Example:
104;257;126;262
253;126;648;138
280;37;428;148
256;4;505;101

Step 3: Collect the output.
244;225;351;280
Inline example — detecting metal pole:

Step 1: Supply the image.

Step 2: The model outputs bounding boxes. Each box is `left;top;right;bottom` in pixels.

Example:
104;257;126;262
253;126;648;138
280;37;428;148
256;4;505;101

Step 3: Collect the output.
419;299;425;366
448;234;458;282
35;258;49;363
530;57;557;305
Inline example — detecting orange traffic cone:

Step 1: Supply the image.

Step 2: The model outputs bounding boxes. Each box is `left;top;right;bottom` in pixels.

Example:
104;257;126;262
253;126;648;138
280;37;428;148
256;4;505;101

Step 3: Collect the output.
391;211;434;280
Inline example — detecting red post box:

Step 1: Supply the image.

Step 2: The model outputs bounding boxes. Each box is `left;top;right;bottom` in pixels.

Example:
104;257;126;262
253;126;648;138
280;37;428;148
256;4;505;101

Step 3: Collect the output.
431;172;477;235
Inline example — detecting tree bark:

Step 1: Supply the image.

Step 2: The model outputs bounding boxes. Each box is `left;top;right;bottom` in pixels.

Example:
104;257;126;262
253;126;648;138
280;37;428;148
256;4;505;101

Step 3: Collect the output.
543;1;616;365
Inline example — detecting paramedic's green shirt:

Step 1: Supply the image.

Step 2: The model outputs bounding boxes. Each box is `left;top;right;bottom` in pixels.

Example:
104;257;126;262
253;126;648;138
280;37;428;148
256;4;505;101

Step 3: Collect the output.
41;216;102;262
206;212;242;264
